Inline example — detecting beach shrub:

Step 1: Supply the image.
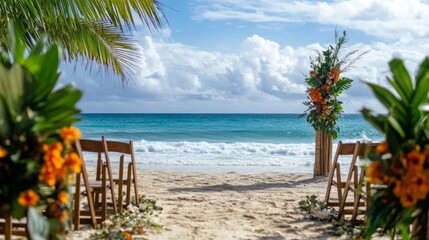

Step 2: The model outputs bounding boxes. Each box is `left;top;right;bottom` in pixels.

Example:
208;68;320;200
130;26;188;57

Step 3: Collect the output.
0;25;82;239
362;57;429;239
300;30;367;138
90;195;163;240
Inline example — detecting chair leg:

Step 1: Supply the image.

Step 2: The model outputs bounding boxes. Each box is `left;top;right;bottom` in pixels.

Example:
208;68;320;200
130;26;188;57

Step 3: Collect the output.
102;163;107;223
126;163;132;206
132;163;139;205
4;214;12;240
118;155;124;212
335;163;342;204
73;173;82;230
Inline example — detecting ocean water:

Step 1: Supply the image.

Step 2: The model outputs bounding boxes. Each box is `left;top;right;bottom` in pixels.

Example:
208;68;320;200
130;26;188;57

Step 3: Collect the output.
75;114;384;173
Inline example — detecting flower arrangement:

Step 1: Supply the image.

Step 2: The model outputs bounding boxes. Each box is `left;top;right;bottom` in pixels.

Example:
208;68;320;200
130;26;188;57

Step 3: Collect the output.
0;26;82;239
90;195;163;240
300;31;367;138
362;57;429;239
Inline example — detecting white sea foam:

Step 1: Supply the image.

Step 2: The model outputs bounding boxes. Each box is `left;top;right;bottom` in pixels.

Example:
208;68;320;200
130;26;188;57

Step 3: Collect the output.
82;139;366;173
134;139;316;156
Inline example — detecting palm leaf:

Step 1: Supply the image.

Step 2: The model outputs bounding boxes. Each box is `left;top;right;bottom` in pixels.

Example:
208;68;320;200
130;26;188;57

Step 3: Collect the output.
0;0;166;83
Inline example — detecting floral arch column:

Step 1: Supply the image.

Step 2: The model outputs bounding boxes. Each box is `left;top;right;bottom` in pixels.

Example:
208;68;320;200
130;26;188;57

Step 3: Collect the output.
300;30;366;177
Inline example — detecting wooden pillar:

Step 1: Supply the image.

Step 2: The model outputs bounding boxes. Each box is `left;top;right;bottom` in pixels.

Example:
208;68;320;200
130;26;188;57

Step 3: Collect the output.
314;130;333;177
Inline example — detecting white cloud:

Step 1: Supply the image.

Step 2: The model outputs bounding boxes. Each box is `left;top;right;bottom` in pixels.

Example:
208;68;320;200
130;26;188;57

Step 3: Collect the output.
70;32;428;113
193;0;429;41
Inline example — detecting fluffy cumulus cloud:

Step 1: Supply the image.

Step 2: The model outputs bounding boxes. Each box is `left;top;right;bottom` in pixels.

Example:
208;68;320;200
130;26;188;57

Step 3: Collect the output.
68;1;429;113
72;31;428;113
193;0;429;41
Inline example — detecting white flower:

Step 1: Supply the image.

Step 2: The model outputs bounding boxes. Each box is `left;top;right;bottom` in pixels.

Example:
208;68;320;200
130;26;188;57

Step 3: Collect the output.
315;209;332;220
102;219;113;227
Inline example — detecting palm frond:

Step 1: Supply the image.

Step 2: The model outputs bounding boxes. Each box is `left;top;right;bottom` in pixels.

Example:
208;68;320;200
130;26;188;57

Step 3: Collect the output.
0;0;167;83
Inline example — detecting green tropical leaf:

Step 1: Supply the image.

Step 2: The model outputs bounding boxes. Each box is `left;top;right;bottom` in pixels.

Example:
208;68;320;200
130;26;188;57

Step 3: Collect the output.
361;108;387;134
387;115;406;138
365;82;407;124
388;59;413;105
412;58;429;110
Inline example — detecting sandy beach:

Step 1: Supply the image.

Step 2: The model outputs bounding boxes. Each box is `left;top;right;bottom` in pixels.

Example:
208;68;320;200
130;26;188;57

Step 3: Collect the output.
73;169;348;240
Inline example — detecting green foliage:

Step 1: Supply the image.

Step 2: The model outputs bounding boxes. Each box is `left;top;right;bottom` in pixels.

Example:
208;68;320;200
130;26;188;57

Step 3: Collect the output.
298;195;362;238
0;25;82;239
361;57;429;239
300;30;367;138
0;1;166;83
90;195;163;240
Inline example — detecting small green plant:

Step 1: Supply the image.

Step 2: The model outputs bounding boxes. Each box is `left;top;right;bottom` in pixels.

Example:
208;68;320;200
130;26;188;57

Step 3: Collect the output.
298;195;364;238
90;195;163;240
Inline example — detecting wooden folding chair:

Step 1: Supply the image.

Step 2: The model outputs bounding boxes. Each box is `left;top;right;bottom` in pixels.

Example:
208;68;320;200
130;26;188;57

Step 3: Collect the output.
325;141;361;212
73;140;98;230
347;142;379;225
103;137;139;211
0;213;27;240
73;138;117;230
338;142;376;222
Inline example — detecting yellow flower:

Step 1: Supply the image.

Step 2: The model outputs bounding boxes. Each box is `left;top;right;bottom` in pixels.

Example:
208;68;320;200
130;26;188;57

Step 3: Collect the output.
66;152;82;173
18;189;39;207
366;162;383;184
58;191;68;204
60;126;81;143
0;146;7;158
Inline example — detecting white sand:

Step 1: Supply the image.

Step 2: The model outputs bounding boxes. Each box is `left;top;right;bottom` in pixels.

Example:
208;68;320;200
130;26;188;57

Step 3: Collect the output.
73;169;349;239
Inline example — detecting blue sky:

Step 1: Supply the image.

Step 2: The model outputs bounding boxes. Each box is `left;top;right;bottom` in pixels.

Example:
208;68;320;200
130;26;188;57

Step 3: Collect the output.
62;0;429;113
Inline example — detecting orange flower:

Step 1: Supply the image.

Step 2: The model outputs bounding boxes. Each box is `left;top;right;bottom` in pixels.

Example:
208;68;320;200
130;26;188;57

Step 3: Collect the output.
400;192;418;207
366;162;383;184
66;152;82;173
328;68;340;84
310;71;317;77
58;191;69;204
18;189;39;207
394;170;429;207
402;148;424;170
122;231;132;240
0;146;7;158
43;142;65;169
60;126;81;143
309;88;322;103
40;164;57;186
375;141;388;154
321;84;330;91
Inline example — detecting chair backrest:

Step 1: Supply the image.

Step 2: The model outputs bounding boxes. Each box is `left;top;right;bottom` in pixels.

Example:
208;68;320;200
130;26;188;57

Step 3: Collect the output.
78;137;118;214
103;138;139;206
336;141;360;155
105;140;133;154
325;141;361;205
79;139;106;153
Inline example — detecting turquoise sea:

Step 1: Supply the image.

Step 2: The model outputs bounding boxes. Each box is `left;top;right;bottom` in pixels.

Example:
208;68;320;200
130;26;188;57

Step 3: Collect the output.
76;114;384;173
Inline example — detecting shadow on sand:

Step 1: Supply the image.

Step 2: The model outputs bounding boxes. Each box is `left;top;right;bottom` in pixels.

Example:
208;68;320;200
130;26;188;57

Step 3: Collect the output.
168;176;327;193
